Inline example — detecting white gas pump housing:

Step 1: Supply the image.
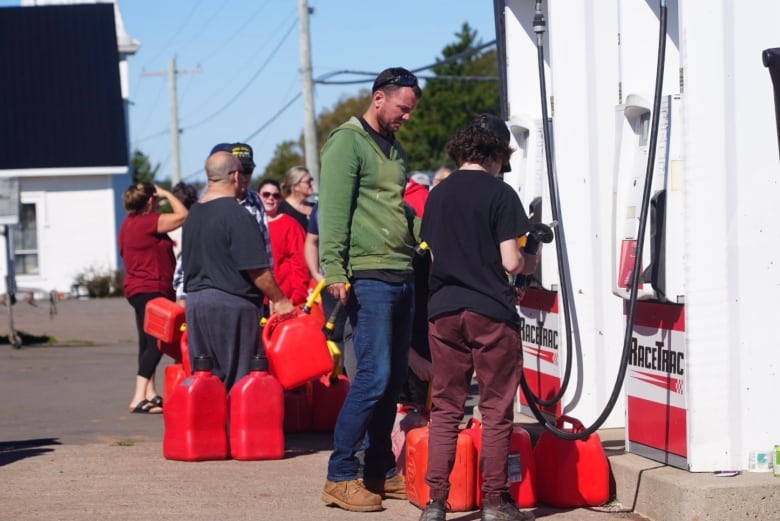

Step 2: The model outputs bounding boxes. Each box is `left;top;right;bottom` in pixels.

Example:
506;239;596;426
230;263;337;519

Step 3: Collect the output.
612;93;685;303
499;0;780;471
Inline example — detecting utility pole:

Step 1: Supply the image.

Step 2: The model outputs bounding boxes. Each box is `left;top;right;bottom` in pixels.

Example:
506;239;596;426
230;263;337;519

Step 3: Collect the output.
298;0;319;190
141;57;201;185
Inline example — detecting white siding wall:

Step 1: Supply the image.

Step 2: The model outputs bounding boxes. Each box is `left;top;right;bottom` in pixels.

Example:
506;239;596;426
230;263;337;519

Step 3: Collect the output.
0;174;120;296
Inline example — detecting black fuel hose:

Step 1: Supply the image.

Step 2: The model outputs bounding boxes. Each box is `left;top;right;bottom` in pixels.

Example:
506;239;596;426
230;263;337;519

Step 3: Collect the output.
520;0;668;440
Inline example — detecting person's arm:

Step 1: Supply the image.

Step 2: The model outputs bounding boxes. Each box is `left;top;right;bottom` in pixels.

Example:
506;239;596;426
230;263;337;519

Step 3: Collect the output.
408;348;433;382
155;185;188;233
246;267;295;315
500;238;524;276
304;232;323;282
319;128;360;292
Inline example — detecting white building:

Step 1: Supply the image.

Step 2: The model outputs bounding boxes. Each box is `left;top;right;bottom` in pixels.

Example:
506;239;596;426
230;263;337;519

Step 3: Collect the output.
0;0;138;298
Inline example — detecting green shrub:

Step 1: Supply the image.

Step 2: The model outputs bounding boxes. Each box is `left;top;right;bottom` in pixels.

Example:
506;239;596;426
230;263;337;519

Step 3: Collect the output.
73;267;124;298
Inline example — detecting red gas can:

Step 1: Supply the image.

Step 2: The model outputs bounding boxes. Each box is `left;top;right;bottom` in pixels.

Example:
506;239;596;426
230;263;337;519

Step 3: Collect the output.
283;383;313;433
144;297;185;344
391;404;429;474
163;363;186;401
262;310;332;390
228;356;284;461
533;415;610;507
462;420;537;508
405;424;477;512
310;373;350;432
163;355;228;461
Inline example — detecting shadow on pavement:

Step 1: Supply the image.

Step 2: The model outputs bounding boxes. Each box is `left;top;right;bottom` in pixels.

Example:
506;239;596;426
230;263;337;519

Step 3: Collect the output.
0;437;61;466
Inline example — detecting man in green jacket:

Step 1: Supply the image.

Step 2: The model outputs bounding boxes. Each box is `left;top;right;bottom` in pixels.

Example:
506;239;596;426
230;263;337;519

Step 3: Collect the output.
319;67;422;512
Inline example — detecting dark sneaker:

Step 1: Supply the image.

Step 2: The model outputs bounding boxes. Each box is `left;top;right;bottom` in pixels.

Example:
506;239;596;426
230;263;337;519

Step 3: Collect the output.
482;494;535;521
322;479;383;512
364;473;407;500
418;499;447;521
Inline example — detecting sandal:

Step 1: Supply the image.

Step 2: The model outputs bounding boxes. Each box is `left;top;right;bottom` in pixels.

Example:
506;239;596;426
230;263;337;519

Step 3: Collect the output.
149;395;163;408
130;399;162;414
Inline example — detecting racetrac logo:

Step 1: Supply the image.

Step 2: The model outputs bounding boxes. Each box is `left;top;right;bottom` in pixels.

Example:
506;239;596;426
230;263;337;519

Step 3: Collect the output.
519;317;558;365
629;337;684;395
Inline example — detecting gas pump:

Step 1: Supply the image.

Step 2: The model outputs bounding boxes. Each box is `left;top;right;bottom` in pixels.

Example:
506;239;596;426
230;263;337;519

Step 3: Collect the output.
612;93;684;304
497;0;673;443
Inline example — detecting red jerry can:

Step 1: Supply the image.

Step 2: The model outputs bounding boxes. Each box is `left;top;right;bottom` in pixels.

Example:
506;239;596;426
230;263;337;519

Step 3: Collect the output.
405;424;477;512
163;363;186;401
310;373;350;432
391;404;429;474
163;355;228;461
283;382;313;433
163;328;193;400
533;415;610;507
228;356;284;460
462;419;537;508
262;310;332;390
144;297;185;344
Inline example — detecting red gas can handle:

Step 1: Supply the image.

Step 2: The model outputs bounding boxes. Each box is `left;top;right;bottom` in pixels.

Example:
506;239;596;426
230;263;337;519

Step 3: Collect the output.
262;309;304;343
554;415;586;433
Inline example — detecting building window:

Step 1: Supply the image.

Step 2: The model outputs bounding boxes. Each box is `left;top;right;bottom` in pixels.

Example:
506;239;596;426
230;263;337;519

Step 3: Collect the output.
13;203;38;275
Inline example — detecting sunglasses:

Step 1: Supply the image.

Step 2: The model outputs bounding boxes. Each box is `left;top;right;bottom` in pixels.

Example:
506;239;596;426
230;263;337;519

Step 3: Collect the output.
261;191;281;200
374;73;418;91
297;178;314;186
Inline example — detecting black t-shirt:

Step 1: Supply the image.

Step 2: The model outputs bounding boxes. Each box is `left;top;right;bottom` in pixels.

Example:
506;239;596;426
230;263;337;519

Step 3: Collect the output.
421;169;530;325
182;197;271;306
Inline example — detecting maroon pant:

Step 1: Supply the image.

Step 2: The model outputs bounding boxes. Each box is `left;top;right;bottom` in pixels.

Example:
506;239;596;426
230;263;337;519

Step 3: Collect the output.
425;310;522;505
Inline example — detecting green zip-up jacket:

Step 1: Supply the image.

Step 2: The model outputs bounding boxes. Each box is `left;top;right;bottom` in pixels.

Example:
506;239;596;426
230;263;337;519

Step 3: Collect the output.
319;116;416;285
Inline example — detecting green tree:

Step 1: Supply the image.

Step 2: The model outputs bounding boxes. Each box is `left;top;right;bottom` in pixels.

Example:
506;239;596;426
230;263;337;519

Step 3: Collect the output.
258;140;304;187
130;149;160;184
260;22;497;178
400;22;500;171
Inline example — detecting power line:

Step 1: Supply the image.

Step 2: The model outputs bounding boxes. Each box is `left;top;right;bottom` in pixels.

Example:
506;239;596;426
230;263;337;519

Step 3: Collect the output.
180;17;299;132
244;91;302;142
314;40;497;86
141;0;204;69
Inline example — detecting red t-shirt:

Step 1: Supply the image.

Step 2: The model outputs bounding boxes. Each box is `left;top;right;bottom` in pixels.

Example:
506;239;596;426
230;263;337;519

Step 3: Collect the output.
119;212;176;299
268;214;310;305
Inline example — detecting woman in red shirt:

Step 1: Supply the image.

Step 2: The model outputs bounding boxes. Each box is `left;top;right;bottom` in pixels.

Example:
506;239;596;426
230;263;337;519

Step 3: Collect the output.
259;179;310;307
118;182;188;413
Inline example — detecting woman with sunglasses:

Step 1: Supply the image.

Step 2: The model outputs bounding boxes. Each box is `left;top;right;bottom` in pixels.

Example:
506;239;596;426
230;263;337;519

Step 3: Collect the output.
280;166;315;230
258;179;310;306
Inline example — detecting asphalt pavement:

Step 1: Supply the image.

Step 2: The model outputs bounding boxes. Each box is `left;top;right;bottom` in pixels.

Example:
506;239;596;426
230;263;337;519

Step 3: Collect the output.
0;296;649;521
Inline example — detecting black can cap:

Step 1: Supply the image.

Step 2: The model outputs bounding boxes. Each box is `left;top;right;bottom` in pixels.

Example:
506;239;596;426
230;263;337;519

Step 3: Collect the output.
193;355;213;372
250;356;269;372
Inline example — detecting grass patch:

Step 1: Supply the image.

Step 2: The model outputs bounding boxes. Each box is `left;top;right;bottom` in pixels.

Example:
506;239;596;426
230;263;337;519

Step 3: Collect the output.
114;440;136;447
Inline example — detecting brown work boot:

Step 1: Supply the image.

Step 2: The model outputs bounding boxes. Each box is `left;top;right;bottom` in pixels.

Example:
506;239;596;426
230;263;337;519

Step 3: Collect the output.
364;473;407;500
322;479;383;512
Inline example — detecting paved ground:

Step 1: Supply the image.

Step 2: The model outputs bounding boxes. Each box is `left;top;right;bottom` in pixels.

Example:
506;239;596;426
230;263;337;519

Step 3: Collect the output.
0;297;649;521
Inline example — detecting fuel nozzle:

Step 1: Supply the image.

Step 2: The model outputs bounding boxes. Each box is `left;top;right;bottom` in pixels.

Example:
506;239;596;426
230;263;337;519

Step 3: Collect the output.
514;221;556;293
517;221;555;254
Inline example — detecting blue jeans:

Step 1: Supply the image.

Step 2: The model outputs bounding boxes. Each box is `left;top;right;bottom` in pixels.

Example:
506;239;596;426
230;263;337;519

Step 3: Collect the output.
327;278;414;481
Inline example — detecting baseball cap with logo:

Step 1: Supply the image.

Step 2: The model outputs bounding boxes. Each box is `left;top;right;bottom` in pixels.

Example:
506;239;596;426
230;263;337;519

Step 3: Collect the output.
209;142;255;170
230;142;255;169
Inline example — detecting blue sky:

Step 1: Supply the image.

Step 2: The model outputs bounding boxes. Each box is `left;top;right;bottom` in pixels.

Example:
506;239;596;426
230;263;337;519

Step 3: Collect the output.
0;1;498;182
